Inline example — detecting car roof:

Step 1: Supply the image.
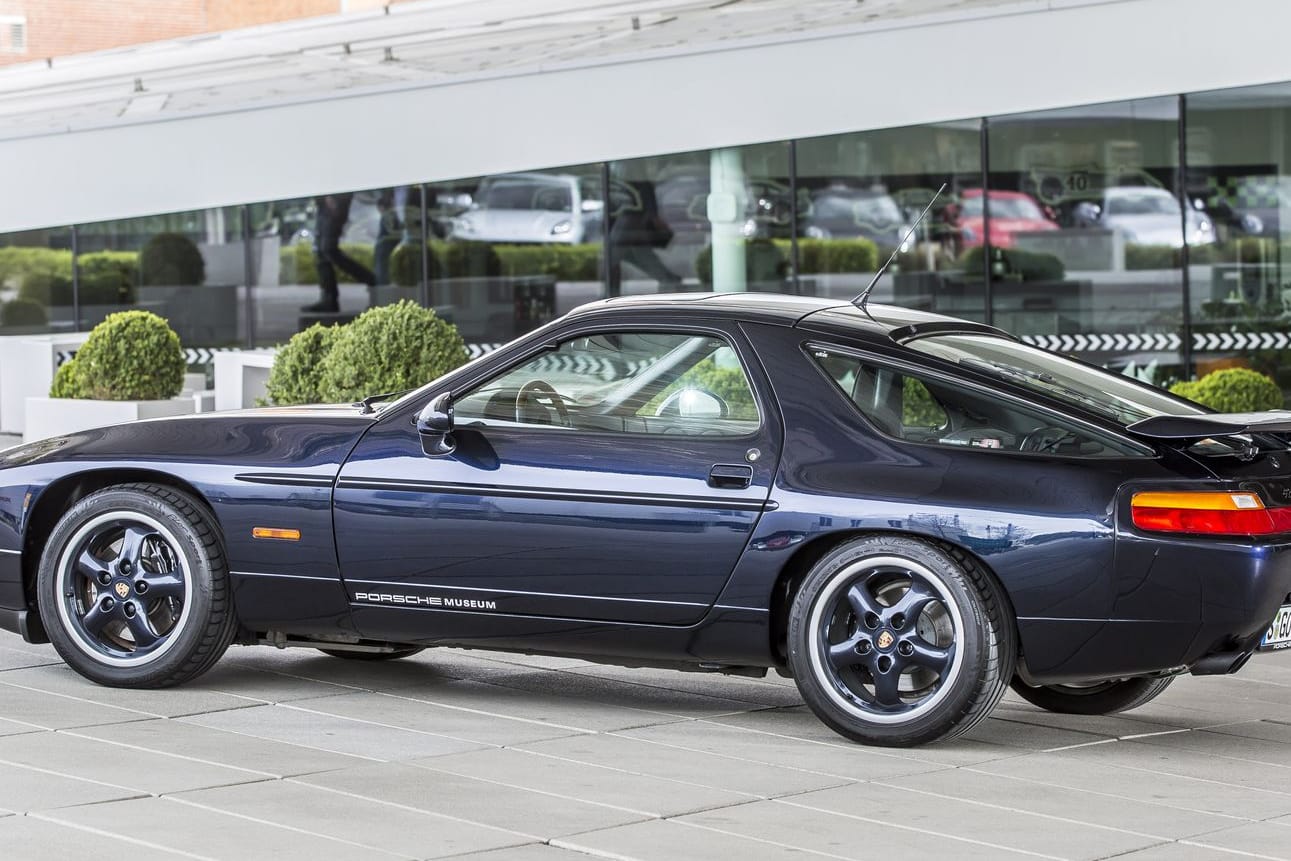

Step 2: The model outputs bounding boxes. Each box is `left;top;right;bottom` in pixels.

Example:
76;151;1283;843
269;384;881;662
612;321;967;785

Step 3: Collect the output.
571;292;1009;344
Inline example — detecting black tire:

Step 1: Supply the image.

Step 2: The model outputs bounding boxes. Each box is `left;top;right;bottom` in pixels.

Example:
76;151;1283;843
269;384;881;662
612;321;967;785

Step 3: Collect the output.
787;535;1015;747
37;484;236;688
1010;676;1174;715
317;647;425;661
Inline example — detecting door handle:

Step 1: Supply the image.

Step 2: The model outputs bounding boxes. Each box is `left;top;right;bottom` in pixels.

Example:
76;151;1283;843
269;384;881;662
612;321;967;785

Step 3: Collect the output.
709;464;753;489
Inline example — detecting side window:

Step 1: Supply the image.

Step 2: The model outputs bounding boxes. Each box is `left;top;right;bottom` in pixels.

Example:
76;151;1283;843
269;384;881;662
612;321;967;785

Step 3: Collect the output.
811;348;1144;457
454;331;760;436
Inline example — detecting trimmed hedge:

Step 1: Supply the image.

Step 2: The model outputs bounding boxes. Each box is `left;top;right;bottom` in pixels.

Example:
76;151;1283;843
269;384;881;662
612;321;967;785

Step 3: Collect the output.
0;299;47;327
264;323;342;406
54;310;185;401
1169;367;1283;412
315;301;469;404
278;242;375;286
792;238;880;275
695;239;789;286
960;246;1065;282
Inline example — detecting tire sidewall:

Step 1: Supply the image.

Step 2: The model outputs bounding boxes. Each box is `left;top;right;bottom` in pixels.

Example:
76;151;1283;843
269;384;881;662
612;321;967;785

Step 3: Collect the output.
787;536;994;746
37;487;221;687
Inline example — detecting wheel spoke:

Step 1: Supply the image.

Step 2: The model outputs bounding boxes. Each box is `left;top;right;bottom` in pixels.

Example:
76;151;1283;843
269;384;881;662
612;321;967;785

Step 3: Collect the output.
870;664;903;707
827;637;865;671
138;573;185;602
74;548;106;584
117;525;155;567
123;609;160;649
80;602;113;637
845;582;883;619
888;580;939;620
905;639;953;675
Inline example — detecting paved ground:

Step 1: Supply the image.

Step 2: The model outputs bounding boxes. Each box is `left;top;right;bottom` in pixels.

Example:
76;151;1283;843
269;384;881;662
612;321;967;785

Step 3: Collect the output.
0;639;1290;861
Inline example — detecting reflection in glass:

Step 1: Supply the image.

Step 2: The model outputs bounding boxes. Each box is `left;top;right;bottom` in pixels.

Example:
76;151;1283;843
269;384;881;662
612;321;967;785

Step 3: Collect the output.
0;227;70;336
986;97;1185;385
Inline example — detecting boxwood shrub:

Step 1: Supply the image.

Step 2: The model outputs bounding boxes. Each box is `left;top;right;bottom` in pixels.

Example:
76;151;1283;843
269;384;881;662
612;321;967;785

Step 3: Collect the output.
55;310;185;401
1169;367;1283;412
264;323;342;406
140;233;204;286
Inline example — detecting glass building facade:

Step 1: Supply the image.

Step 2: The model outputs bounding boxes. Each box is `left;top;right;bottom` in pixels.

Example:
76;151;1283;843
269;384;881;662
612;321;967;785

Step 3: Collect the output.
3;79;1291;398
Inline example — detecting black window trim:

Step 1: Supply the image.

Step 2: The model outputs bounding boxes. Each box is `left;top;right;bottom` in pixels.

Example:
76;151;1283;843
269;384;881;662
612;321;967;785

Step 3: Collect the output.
802;340;1157;460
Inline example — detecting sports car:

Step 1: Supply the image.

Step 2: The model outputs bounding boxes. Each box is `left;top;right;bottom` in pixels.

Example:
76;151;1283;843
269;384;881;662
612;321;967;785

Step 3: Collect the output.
1;293;1290;747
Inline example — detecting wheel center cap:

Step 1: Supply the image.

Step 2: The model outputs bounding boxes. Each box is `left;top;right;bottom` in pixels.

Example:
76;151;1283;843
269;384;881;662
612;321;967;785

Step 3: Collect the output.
113;581;131;599
876;629;895;650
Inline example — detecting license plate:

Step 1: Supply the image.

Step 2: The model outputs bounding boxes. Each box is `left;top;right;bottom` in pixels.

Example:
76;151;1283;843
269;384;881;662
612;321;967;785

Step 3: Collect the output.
1261;604;1291;651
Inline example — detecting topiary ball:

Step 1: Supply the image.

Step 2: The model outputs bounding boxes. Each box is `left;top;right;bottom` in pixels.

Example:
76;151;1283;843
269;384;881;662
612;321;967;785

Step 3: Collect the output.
74;310;186;401
140;233;205;287
265;323;342;405
49;358;85;399
1;298;48;327
317;300;468;403
1169;367;1283;413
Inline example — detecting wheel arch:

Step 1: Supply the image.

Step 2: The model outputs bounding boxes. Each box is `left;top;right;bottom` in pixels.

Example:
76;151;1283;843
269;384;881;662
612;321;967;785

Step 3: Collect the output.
21;468;222;622
767;528;1018;667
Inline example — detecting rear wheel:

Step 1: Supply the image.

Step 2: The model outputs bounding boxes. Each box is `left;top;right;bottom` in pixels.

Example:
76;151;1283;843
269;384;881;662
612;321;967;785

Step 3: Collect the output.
1010;676;1174;715
787;535;1014;747
317;647;424;661
37;484;236;688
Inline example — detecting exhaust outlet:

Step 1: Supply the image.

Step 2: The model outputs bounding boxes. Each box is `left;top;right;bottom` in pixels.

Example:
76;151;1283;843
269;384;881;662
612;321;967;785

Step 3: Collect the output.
1190;650;1252;676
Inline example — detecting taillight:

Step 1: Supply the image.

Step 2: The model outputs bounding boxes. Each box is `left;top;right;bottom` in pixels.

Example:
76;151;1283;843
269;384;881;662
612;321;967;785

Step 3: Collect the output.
1131;491;1291;536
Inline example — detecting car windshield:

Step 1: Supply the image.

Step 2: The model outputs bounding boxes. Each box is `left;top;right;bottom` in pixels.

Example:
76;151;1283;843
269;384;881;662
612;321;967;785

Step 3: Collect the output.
961;195;1044;220
1105;189;1178;216
480;180;571;212
905;334;1203;426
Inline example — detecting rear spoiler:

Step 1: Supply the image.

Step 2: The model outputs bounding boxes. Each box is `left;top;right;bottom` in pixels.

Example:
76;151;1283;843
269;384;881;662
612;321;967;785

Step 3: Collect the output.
1127;411;1291;440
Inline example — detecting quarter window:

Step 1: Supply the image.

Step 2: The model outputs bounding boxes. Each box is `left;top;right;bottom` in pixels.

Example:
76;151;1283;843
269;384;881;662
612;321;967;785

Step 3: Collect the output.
454;332;760;436
811;348;1145;457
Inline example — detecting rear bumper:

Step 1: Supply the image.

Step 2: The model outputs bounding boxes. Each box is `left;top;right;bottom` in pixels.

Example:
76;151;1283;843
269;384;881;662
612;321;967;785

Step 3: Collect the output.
1021;538;1291;684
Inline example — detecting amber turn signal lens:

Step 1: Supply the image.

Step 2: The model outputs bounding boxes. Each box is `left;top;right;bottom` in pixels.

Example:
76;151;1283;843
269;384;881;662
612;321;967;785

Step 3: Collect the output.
1130;491;1291;536
252;527;301;541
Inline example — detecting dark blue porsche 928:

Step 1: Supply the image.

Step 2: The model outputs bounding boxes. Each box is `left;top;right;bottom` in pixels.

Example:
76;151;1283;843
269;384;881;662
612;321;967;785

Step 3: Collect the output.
1;293;1290;747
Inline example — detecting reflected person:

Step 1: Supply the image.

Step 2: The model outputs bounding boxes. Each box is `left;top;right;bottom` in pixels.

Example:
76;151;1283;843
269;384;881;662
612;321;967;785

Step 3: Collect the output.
304;192;376;313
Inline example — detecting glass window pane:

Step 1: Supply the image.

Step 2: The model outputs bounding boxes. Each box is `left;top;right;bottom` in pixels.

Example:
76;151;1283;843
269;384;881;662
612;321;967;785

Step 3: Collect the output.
430;164;604;347
455;331;759;436
986;97;1185;386
0;226;71;336
607;144;791;296
75;208;246;355
795;121;981;313
1186;82;1291;404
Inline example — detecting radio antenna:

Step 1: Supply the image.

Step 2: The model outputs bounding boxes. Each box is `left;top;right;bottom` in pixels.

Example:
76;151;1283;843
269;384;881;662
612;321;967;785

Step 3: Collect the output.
852;182;947;311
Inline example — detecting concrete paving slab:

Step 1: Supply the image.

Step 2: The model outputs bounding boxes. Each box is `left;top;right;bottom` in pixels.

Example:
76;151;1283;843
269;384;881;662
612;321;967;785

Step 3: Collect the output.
0;678;159;729
443;845;609;861
181;702;487;761
70;717;367;778
412;746;755;818
43;796;411;861
1130;724;1291;768
0;760;145;812
295;761;652;840
558;664;806;709
0;730;271;796
784;780;1162;859
0;814;185;861
1179;822;1291;860
0;643;63;672
973;750;1291;820
289;690;589;747
1058;736;1291;795
173;779;532;859
0;665;254;719
889;764;1237;840
555;817;836;860
482;669;771;718
514;732;852;797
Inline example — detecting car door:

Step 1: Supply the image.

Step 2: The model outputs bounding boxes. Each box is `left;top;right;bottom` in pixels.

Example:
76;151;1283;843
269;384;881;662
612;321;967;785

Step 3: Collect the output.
333;320;781;627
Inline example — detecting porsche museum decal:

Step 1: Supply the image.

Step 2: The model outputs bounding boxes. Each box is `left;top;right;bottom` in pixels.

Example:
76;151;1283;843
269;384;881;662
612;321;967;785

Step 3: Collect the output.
354;592;498;611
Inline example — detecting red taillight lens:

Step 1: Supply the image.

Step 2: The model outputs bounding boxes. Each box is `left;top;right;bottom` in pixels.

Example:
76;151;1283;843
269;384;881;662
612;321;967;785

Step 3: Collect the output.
1131;491;1291;537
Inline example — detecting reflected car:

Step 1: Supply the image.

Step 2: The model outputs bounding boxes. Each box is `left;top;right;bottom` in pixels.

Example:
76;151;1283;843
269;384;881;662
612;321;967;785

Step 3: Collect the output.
1074;186;1215;247
1210;174;1291;238
653;166;793;243
449;173;602;244
800;185;915;250
956;190;1059;248
2;294;1291;747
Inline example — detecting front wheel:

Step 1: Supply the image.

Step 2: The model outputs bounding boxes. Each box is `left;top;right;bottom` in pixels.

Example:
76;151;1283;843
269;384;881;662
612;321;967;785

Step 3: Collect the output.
1010;676;1174;715
37;484;237;688
787;536;1014;747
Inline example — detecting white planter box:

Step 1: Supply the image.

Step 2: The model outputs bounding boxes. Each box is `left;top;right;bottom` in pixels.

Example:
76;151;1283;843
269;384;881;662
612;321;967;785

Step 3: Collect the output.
214;349;276;411
24;397;197;443
0;332;91;435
